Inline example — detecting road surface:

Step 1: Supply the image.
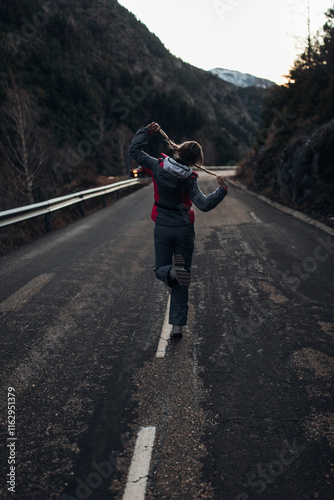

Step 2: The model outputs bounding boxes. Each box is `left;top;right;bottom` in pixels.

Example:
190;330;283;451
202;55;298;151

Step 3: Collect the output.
0;172;333;499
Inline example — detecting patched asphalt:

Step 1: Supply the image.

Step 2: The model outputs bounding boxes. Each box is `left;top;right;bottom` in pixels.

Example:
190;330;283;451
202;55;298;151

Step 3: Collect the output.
0;173;333;499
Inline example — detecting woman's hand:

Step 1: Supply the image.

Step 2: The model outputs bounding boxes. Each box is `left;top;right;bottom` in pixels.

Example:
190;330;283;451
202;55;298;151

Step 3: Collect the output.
217;175;228;190
146;122;161;133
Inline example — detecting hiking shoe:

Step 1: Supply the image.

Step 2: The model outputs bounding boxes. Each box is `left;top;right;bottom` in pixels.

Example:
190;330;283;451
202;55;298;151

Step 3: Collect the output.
171;325;183;338
169;254;191;287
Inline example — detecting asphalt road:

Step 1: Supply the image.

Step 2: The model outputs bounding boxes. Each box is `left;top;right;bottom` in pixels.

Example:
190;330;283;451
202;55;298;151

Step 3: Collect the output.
0;173;333;499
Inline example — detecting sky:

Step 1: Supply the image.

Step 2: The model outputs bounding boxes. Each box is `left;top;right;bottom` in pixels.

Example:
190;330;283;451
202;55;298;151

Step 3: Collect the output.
117;0;333;84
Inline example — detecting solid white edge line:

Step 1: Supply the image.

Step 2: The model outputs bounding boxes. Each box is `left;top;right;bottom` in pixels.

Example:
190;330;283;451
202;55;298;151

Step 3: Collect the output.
122;426;156;500
228;177;334;237
156;295;171;358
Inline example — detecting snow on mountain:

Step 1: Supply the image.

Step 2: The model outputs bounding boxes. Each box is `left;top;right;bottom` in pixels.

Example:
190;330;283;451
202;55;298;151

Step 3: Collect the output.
209;68;275;89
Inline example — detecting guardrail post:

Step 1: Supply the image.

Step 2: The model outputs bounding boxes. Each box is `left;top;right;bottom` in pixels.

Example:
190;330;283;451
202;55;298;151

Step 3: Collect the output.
79;202;85;217
102;194;106;208
45;213;51;233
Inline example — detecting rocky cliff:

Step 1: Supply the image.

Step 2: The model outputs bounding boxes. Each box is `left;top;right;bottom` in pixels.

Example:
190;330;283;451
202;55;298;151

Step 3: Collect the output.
237;7;334;226
240;118;334;222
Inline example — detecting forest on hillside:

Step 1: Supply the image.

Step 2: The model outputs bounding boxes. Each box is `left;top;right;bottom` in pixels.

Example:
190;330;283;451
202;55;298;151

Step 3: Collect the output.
0;0;266;212
238;6;334;224
0;0;169;209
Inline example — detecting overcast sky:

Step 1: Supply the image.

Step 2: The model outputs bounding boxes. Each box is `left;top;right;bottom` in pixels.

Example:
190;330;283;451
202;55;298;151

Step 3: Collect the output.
117;0;333;84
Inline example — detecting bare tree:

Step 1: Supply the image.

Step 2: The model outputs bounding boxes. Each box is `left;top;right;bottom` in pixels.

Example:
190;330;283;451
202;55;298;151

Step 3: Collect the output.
0;76;46;204
306;0;312;67
289;0;324;68
289;0;312;57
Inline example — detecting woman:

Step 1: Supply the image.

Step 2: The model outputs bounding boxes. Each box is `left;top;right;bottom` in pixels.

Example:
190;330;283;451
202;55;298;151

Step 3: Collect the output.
129;122;228;338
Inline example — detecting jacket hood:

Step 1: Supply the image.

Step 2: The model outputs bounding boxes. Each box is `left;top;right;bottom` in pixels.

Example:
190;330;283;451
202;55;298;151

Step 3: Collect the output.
162;157;193;179
155;156;195;195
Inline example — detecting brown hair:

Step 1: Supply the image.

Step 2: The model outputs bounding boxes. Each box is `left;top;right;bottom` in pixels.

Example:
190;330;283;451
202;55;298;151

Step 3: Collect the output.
159;128;203;166
167;139;204;167
159;128;218;178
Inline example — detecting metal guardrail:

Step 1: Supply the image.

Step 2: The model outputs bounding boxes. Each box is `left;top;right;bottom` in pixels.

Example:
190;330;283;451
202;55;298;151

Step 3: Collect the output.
0;178;141;232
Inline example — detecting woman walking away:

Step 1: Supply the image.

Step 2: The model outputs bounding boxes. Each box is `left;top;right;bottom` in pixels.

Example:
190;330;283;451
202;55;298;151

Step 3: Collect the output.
128;122;228;338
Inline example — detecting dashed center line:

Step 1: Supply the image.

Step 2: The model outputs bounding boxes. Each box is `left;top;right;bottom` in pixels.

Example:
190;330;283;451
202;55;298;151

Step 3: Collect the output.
122;295;169;497
0;273;55;313
249;211;263;223
122;426;156;500
156;295;171;358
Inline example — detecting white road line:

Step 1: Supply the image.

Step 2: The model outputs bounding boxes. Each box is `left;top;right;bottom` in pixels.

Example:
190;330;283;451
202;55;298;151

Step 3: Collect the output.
229;177;334;237
156;295;171;358
0;273;55;313
122;426;156;500
249;211;263;223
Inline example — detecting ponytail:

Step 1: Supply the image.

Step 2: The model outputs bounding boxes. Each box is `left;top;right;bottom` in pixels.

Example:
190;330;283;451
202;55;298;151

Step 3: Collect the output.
159;128;218;177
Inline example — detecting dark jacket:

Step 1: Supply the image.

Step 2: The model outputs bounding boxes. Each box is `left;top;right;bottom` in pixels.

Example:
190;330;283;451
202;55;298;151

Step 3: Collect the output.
129;127;227;226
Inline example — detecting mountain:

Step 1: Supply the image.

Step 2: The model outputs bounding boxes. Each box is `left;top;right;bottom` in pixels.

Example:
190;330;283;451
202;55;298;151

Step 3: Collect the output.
0;0;267;209
210;68;275;89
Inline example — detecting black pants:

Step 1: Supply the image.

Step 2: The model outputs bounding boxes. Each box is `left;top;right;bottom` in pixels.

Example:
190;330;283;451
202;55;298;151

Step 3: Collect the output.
154;224;195;326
